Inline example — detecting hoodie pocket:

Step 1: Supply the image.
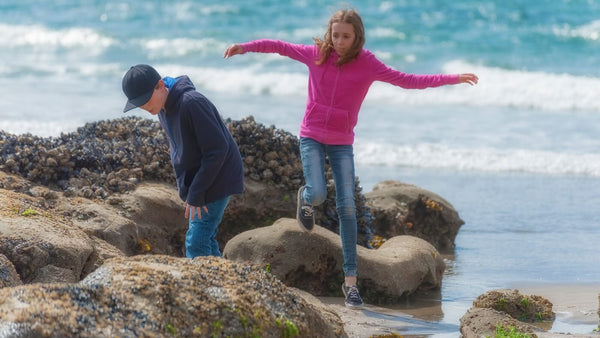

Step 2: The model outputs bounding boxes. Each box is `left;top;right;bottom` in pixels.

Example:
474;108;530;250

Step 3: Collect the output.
304;102;349;134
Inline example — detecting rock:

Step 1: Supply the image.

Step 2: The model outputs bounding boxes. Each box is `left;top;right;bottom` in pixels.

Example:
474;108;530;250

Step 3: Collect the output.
0;254;21;288
365;180;464;251
44;180;186;257
223;218;445;304
0;255;347;337
29;264;78;284
460;307;542;338
0;189;97;283
219;179;297;249
460;289;556;338
0;117;174;196
59;196;139;256
118;182;188;256
472;289;555;322
290;288;348;332
0;116;376;249
87;236;125;271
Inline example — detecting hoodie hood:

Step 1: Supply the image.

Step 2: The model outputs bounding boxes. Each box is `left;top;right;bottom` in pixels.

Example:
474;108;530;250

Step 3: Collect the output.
164;75;195;112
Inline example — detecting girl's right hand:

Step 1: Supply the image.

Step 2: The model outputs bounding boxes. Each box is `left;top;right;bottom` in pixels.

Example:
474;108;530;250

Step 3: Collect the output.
223;44;243;59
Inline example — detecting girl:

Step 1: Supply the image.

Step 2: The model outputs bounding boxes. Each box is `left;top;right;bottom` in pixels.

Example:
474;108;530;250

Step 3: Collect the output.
223;8;478;308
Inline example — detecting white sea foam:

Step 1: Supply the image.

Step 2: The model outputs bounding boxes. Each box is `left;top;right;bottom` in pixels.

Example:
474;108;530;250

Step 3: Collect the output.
0;23;114;52
553;19;600;41
158;64;309;97
142;38;225;58
198;4;240;16
370;27;407;40
354;142;600;177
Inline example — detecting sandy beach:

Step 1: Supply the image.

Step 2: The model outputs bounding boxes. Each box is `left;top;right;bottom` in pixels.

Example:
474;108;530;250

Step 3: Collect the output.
321;284;599;337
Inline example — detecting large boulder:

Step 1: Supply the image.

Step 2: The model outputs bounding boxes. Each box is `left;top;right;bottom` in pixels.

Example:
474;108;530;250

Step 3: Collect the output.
0;181;125;284
365;180;464;251
223;218;445;304
0;255;346;337
112;182;188;256
0;188;98;283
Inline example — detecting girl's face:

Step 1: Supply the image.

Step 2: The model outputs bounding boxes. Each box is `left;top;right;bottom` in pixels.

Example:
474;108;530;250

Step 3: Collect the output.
331;22;356;56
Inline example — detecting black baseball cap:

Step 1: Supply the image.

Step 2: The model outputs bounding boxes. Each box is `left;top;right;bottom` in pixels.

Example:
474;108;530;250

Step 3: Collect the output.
122;64;161;112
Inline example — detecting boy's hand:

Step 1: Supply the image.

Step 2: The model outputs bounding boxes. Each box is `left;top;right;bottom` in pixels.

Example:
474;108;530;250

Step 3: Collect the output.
223;44;243;59
185;203;208;220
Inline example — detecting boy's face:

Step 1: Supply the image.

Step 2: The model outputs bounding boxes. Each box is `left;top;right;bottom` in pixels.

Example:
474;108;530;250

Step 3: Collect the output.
140;80;168;115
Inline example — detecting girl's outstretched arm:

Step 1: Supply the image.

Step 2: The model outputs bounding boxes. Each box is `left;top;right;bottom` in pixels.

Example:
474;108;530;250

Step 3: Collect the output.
459;73;479;85
223;44;244;59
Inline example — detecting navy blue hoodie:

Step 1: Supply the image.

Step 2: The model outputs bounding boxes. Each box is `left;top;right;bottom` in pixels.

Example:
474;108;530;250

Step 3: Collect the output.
158;75;244;206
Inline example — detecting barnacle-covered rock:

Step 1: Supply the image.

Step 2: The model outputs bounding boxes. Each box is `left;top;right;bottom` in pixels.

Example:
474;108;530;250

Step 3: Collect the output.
0;255;347;337
0;115;374;247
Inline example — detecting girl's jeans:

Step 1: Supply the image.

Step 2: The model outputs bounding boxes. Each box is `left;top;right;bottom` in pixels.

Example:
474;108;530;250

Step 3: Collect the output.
185;196;230;258
299;137;357;277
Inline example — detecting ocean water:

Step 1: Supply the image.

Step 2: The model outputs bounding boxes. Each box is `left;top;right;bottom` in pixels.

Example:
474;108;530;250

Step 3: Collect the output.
1;0;599;336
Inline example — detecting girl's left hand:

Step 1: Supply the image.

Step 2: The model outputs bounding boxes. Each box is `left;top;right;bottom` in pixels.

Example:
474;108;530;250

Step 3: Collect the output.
459;73;479;85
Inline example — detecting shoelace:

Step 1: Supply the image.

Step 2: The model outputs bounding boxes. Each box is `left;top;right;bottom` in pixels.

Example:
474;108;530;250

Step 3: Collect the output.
301;205;313;217
346;286;361;302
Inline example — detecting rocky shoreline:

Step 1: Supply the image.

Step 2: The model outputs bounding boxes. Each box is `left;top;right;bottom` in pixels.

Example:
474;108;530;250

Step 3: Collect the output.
0;116;598;337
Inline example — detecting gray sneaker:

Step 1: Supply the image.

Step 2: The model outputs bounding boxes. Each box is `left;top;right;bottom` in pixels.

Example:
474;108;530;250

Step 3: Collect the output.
296;186;314;231
342;283;364;308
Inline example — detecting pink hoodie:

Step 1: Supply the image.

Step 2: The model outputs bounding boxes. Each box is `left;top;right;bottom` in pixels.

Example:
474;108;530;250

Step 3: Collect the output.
240;39;460;145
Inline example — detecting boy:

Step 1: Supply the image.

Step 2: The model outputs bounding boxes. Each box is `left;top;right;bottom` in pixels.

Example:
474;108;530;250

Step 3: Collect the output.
122;64;244;258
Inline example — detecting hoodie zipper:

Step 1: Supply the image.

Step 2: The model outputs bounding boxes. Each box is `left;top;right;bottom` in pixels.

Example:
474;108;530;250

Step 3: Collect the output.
322;66;341;142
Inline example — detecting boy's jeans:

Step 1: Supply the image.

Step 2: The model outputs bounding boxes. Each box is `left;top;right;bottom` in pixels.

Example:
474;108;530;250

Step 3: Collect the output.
185;196;230;258
299;137;357;277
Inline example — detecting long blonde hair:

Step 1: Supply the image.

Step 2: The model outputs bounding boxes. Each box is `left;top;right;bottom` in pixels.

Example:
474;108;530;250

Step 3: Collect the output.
314;9;366;66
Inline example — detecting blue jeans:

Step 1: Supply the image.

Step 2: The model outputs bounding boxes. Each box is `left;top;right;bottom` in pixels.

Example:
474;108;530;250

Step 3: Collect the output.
299;137;357;277
185;196;230;258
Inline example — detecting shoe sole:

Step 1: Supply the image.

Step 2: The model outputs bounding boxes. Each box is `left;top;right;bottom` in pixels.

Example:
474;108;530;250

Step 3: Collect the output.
296;187;314;232
344;302;364;309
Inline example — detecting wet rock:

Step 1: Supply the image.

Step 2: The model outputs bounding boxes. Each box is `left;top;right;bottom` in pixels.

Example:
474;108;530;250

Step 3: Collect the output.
472;289;554;322
460;307;542;338
223;218;445;304
460;289;556;338
365;180;464;252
